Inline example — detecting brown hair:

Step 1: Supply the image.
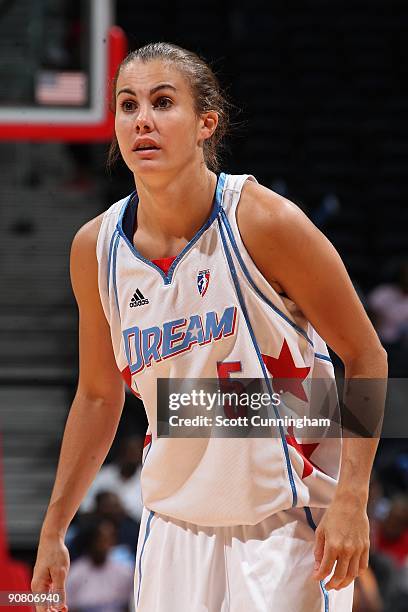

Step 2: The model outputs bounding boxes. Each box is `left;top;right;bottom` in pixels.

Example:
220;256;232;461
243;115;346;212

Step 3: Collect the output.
107;42;230;173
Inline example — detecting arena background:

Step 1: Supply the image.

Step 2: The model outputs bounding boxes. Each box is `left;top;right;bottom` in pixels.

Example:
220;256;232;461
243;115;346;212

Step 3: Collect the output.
0;1;407;610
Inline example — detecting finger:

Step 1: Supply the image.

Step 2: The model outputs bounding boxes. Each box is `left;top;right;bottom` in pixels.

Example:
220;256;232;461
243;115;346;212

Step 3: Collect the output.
325;550;352;590
313;529;325;571
336;552;360;590
32;592;66;612
313;541;338;582
49;567;68;611
32;572;52;612
359;547;369;572
45;598;68;611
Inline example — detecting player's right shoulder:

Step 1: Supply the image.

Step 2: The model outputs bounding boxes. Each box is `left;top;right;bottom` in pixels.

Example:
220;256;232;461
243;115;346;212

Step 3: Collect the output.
70;214;106;305
70;212;106;283
71;212;105;254
71;194;129;257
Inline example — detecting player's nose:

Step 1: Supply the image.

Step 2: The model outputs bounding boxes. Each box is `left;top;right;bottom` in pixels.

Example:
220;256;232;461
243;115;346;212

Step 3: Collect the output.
134;106;154;133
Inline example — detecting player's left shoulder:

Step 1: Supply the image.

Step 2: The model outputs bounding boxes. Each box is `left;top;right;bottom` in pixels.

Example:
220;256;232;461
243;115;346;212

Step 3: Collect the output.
238;179;307;243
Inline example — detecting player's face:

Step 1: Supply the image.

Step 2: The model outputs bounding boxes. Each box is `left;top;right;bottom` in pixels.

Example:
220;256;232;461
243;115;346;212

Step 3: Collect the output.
115;59;212;177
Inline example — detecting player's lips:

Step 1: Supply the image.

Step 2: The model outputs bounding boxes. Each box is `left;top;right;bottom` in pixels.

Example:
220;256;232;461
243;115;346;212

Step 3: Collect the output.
132;138;161;152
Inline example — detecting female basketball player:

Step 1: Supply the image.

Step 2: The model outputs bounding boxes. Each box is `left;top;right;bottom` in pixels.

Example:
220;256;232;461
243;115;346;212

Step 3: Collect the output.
32;43;387;611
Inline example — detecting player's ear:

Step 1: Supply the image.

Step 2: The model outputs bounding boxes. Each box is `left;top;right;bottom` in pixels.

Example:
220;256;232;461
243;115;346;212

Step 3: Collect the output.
198;111;218;142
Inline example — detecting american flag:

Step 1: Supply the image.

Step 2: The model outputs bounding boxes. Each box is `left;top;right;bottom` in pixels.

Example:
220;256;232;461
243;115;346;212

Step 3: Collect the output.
35;71;87;106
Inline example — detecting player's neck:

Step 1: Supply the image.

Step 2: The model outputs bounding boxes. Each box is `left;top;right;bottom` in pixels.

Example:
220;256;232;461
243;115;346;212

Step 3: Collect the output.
133;164;218;248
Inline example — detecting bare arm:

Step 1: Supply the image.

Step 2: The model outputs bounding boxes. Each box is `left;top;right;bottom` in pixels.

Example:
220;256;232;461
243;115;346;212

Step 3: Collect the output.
32;214;125;608
238;181;387;590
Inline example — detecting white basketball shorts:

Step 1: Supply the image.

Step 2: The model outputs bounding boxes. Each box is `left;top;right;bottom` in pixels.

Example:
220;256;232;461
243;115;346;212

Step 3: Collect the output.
134;505;354;611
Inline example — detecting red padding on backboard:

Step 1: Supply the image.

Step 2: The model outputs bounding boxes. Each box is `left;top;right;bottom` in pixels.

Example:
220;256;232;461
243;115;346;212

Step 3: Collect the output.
0;26;127;142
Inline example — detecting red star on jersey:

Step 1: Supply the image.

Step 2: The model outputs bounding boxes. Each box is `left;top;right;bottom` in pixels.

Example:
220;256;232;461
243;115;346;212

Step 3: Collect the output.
262;339;310;401
143;433;152;449
285;426;321;479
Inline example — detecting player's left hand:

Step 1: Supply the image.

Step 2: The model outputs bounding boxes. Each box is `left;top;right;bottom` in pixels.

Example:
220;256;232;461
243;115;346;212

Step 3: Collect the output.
312;492;370;590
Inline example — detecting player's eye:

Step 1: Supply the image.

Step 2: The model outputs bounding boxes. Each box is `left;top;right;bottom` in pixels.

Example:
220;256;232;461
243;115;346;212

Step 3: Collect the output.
121;100;137;112
154;96;172;109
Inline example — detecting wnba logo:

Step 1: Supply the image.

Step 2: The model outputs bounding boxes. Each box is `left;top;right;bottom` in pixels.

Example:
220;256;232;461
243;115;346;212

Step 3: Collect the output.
197;269;210;297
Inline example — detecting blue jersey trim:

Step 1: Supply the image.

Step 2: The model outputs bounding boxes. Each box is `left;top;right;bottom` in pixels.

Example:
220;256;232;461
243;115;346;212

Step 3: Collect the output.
106;229;118;297
321;581;330;612
117;190;137;227
137;510;155;605
304;506;317;530
112;232;121;322
218;216;298;507
219;208;314;347
215;170;226;204
121;192;138;241
303;507;330;612
314;352;332;363
115;173;227;285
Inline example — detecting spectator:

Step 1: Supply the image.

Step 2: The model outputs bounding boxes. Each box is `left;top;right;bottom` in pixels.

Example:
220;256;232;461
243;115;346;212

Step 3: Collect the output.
367;260;408;376
96;491;140;555
375;495;408;567
66;517;134;612
67;491;140;563
79;436;144;522
367;261;408;345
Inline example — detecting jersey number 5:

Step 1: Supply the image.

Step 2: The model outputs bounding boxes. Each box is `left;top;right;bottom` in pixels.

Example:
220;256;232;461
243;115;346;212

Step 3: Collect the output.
216;361;247;418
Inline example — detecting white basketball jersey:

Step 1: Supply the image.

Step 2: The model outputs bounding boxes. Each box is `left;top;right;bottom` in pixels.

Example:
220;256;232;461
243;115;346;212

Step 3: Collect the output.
96;173;341;526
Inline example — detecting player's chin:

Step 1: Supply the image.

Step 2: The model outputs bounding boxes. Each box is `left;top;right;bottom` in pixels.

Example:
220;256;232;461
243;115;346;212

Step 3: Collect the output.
129;157;164;174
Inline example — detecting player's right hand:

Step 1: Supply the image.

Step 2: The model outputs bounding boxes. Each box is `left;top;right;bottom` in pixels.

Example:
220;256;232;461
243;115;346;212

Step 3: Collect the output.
31;532;70;612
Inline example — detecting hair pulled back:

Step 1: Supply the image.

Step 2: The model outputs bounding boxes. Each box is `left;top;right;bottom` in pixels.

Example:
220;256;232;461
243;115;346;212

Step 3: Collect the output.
107;42;230;173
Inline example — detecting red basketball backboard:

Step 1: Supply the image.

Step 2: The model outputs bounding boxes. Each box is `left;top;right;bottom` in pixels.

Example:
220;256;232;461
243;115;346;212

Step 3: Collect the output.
0;0;127;141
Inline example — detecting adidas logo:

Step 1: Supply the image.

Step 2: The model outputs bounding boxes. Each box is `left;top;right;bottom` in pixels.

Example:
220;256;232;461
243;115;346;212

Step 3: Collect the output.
129;289;149;308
